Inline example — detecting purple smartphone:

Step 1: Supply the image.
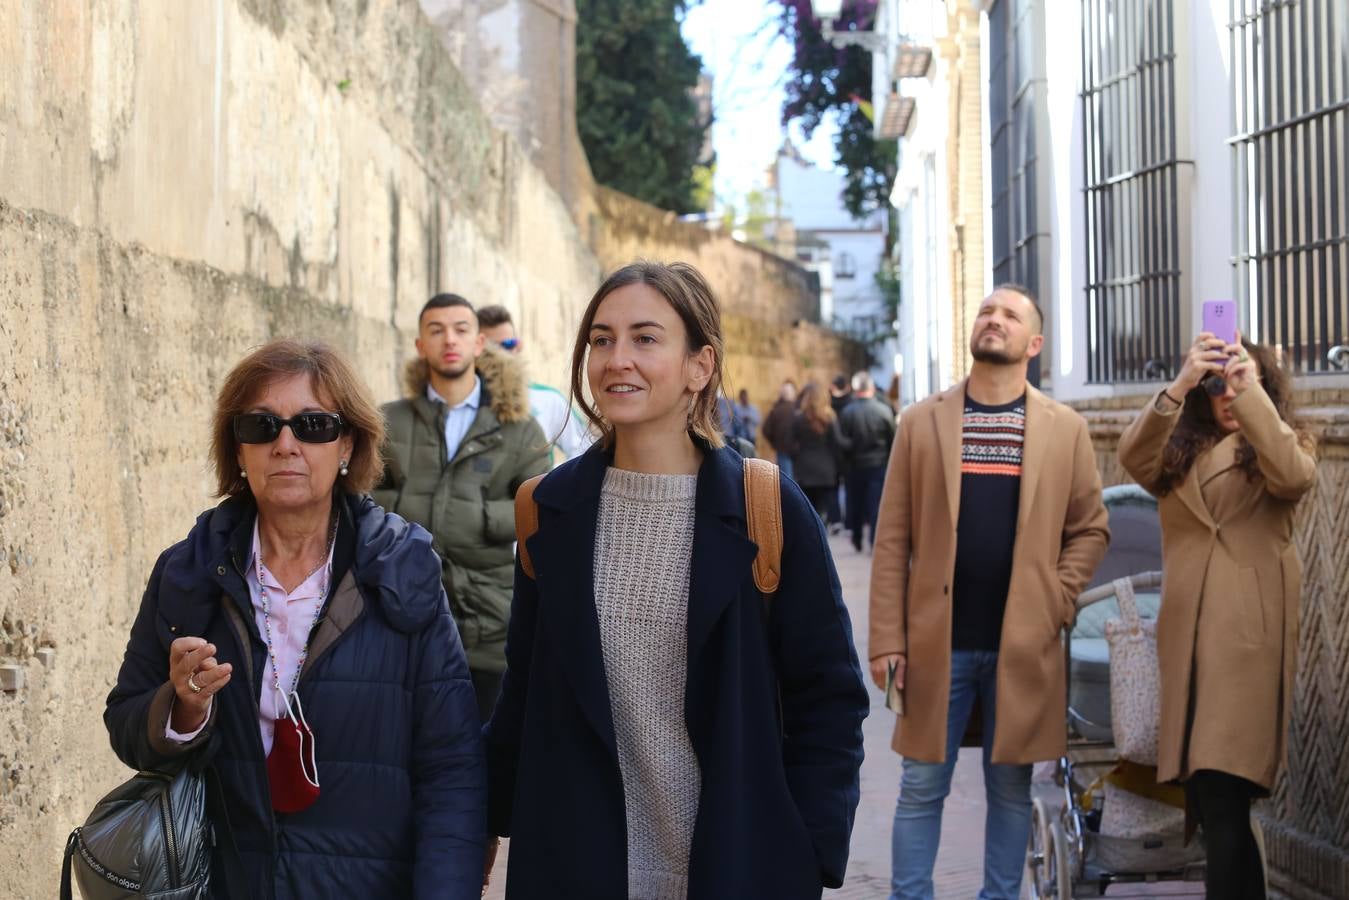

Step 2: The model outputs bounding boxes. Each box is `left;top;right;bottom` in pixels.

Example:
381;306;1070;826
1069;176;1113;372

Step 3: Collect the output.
1202;300;1238;346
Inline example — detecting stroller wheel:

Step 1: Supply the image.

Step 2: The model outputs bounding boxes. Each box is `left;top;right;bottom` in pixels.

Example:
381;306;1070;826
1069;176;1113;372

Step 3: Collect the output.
1049;820;1074;899
1026;798;1057;899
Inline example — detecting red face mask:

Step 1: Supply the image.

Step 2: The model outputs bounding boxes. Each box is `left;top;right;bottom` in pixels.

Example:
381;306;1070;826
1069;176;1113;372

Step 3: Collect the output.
267;691;320;814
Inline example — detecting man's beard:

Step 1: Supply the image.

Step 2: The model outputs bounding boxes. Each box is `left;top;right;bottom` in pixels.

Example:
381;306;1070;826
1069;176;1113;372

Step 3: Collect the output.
970;345;1021;365
428;357;474;380
970;331;1025;365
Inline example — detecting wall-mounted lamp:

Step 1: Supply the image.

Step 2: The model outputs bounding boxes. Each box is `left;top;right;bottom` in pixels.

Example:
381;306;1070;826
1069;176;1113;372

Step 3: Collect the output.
812;0;888;53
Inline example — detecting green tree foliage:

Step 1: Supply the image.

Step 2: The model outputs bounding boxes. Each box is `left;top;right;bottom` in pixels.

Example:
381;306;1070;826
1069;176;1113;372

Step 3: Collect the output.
689;163;716;212
774;1;896;220
576;0;711;214
720;188;774;250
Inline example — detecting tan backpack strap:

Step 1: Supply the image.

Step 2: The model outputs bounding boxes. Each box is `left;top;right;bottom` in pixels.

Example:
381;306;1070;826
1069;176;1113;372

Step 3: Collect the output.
514;474;546;579
742;458;783;597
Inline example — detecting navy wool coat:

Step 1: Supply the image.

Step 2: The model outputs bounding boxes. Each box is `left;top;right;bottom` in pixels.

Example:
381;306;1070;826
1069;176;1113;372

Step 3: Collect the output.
484;443;869;898
104;492;486;899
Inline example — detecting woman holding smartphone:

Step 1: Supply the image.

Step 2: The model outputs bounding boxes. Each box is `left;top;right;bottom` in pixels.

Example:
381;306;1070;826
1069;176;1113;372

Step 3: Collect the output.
483;261;868;899
1118;331;1316;900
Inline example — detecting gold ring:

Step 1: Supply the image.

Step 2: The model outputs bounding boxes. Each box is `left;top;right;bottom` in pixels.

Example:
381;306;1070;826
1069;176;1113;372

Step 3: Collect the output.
187;673;203;694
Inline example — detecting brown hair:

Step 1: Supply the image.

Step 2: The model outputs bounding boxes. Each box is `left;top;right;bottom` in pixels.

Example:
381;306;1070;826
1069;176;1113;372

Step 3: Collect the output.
991;282;1045;333
798;382;836;435
210;339;386;497
419;293;475;329
1155;339;1313;495
569;261;726;449
476;304;513;329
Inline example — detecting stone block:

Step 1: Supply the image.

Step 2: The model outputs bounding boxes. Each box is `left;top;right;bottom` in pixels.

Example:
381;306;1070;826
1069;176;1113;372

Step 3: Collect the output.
0;666;23;693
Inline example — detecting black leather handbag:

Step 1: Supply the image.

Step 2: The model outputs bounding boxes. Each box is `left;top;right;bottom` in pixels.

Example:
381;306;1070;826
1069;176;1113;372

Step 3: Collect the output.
61;766;212;899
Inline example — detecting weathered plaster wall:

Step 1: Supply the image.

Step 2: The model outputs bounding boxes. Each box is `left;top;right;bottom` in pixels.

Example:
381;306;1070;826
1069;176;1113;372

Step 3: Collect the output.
588;185;865;421
0;0;609;893
0;2;860;893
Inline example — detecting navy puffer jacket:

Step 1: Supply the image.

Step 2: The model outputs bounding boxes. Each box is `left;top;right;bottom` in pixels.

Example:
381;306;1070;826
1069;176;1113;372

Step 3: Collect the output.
104;492;486;899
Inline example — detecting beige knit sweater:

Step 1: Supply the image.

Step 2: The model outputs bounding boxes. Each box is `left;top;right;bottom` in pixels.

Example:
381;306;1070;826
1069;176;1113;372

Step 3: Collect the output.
594;467;702;900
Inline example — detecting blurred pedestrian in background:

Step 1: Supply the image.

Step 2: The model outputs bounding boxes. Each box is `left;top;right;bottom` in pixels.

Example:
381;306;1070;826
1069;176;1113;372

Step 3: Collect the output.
828;374;853;528
477;304;595;467
792;381;850;528
839;371;895;552
761;379;799;479
734;387;762;446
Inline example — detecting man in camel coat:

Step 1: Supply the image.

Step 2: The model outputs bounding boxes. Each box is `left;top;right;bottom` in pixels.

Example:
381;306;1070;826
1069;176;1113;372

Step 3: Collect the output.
869;284;1109;900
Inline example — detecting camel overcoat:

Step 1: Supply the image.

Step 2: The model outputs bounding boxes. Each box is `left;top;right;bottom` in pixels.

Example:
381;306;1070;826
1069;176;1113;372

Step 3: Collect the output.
1118;386;1316;790
869;381;1110;764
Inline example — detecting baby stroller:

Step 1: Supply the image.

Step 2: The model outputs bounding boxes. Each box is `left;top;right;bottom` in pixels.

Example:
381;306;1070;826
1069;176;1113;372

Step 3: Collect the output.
1024;485;1234;897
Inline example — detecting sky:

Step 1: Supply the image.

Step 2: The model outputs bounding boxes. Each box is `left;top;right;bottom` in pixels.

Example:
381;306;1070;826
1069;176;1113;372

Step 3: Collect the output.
680;0;838;210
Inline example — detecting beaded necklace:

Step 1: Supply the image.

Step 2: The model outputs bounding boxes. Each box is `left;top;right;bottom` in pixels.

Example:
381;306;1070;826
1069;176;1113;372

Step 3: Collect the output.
255;510;339;706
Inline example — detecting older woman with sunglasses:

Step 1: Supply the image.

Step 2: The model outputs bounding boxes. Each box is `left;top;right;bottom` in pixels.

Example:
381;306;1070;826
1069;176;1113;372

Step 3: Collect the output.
105;339;486;899
1119;332;1316;900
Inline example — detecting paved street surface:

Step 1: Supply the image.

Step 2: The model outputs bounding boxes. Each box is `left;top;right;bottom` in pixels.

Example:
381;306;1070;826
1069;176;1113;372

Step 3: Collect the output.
486;532;1205;898
827;532;984;899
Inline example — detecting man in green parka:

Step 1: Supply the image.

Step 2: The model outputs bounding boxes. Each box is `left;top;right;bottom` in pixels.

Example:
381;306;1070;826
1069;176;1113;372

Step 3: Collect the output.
373;293;549;720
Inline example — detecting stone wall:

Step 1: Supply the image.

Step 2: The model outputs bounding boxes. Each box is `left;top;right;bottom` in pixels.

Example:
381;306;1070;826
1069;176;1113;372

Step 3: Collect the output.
0;2;600;894
417;0;592;214
0;2;860;893
588;185;865;421
1077;390;1349;900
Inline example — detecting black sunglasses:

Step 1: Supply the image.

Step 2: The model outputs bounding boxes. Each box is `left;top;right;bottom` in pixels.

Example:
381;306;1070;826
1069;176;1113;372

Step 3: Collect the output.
1202;375;1229;397
233;413;346;444
1202;373;1262;397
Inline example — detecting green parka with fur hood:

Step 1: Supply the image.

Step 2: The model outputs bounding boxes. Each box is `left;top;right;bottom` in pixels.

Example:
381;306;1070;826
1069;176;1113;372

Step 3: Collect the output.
372;347;548;672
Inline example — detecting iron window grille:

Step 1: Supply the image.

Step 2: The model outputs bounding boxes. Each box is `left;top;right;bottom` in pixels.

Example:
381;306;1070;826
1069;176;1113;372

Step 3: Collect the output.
1230;0;1349;374
989;0;1054;385
1081;0;1191;383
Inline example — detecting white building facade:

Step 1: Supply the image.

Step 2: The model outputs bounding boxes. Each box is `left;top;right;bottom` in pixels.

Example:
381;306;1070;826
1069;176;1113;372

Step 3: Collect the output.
769;147;898;388
984;0;1349;402
883;0;985;405
891;43;953;405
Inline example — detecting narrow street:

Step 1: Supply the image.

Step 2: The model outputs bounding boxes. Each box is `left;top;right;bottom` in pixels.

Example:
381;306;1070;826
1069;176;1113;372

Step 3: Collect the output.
827;532;986;899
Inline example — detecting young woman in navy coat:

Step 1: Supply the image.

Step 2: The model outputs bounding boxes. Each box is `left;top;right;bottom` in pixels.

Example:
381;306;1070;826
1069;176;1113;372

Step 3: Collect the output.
483;262;869;899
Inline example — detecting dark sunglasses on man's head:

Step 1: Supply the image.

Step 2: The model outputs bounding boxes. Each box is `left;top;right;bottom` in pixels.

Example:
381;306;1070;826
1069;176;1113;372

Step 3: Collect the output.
233;412;346;444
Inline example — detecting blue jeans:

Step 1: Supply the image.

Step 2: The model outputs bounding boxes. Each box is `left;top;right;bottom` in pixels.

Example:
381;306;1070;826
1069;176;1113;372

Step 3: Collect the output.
890;650;1032;900
846;463;886;547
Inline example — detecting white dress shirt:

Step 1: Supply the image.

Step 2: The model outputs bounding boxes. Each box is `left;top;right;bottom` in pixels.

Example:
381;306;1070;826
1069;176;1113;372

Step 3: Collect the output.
427;375;482;461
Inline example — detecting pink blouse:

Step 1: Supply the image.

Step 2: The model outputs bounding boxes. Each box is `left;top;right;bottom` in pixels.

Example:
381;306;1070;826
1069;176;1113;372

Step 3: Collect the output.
167;521;334;755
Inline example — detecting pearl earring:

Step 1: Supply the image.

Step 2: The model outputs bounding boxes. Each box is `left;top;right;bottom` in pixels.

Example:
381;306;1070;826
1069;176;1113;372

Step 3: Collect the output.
240;467;247;478
339;459;349;476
